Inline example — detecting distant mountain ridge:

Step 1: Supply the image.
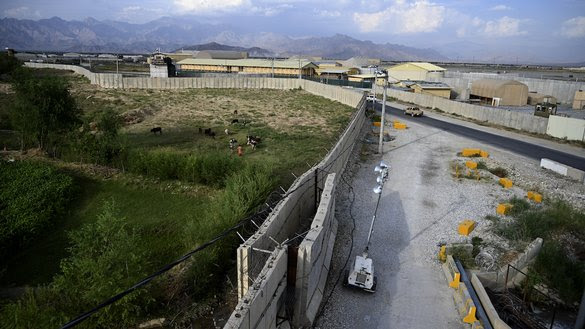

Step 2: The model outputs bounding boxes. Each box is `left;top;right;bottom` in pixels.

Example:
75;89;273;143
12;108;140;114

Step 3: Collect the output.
0;16;447;61
175;42;273;57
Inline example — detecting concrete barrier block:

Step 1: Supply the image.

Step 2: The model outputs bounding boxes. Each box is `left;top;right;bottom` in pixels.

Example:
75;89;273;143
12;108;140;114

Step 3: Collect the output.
499;178;513;189
497;203;513;215
462;148;481;157
479;150;489;158
458;220;476;236
465;161;478;169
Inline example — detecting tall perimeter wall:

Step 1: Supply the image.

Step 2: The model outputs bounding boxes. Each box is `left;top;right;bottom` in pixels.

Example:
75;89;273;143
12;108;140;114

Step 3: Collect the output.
385;88;549;134
431;72;585;105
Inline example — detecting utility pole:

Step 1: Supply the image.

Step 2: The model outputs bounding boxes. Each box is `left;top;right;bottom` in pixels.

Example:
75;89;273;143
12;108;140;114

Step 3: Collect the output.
116;54;119;75
377;72;387;154
298;56;301;80
271;57;274;78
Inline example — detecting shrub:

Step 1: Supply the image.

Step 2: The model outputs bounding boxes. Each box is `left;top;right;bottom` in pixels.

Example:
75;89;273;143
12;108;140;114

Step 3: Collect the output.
0;161;75;255
476;161;488;170
0;201;152;329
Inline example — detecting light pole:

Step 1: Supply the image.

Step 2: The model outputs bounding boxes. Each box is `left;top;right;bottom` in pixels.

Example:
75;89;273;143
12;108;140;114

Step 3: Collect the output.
377;70;388;154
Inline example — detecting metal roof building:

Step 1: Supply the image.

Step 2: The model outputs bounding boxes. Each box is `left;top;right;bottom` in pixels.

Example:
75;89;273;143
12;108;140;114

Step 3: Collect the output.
470;79;528;106
177;58;317;76
387;62;446;81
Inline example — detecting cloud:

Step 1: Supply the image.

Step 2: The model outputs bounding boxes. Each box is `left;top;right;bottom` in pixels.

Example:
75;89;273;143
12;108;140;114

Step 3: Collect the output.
174;0;251;14
353;0;445;33
490;5;511;11
314;9;341;17
482;16;527;37
561;16;585;38
116;6;165;22
3;6;41;19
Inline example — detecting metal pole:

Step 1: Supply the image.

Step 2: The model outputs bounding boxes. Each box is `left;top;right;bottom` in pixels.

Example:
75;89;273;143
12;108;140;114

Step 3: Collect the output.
116;56;119;75
365;181;384;253
377;78;387;154
575;286;585;329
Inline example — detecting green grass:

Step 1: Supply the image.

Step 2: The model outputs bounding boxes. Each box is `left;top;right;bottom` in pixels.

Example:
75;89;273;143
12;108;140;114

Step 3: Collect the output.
0;173;215;286
491;197;585;303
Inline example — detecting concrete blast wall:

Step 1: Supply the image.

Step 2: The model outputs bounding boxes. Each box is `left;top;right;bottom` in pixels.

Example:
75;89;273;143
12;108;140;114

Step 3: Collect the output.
294;173;337;327
236;95;366;300
435;72;585;105
385;88;548;134
546;115;585;142
224;247;288;329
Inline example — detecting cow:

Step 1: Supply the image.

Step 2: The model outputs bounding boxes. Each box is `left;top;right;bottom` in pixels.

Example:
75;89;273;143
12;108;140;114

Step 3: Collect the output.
246;135;261;150
231;119;239;124
229;138;238;150
151;127;162;134
234;109;238;115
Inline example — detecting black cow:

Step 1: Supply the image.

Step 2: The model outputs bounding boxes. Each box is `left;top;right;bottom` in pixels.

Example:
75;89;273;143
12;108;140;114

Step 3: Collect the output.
151;127;162;134
231;119;239;124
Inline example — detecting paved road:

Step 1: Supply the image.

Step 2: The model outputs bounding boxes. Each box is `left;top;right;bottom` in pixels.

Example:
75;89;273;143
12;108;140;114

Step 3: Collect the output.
374;102;585;171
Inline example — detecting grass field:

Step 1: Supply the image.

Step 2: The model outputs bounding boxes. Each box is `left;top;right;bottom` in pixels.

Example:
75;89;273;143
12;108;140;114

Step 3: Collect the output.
0;68;356;326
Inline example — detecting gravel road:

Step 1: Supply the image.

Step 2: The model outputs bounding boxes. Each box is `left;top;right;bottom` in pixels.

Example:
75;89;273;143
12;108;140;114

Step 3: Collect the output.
314;109;585;329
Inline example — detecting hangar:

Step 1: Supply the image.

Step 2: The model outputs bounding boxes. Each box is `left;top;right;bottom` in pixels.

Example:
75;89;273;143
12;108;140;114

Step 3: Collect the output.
470;79;529;106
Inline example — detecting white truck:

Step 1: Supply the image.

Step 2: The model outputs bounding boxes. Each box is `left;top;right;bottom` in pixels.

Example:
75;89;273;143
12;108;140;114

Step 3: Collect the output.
405;106;423;117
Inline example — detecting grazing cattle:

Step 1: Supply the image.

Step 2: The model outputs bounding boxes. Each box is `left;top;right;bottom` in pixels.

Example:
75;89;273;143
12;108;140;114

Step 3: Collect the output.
151;127;162;134
199;127;203;134
229;138;238;150
234;109;238;115
246;135;261;150
204;128;212;135
209;131;216;138
231;119;239;124
225;128;230;135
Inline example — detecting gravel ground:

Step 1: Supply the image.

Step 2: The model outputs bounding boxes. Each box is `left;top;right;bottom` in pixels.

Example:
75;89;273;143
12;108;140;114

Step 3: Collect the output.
314;110;585;329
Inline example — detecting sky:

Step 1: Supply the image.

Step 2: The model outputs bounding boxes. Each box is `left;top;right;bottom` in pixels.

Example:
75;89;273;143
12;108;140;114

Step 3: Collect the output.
2;0;585;63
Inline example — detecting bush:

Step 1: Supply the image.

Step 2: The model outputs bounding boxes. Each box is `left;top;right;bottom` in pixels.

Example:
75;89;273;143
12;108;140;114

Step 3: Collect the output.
72;109;124;165
127;149;243;187
0;201;152;329
0;161;75;255
493;198;585;303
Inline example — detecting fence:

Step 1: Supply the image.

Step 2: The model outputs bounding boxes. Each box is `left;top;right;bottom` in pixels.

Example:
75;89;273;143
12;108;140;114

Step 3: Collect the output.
385;88;549;134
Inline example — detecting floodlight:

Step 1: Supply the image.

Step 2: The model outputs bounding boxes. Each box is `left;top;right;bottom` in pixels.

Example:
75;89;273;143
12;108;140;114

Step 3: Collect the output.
373;185;383;194
376;176;383;184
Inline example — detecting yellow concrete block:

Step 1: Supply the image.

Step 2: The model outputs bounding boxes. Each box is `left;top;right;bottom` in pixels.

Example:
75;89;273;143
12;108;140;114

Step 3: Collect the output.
438;245;446;262
449;272;460;289
394;122;407;129
496;203;513;215
458;220;476;236
373;121;381;127
463;306;478;324
499;178;513;188
527;191;534;199
462;148;481;157
465;161;477;169
533;193;542;203
480;150;489;158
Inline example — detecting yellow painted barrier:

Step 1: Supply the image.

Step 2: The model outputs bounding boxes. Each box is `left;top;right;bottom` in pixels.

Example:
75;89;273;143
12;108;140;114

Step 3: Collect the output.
458;220;476;236
462;148;481;157
449;272;460;289
499;178;513;188
373;121;381;127
497;203;513;215
393;122;407;129
533;193;542;203
527;191;542;203
480;150;489;158
463;306;478;324
438;245;446;262
465;161;477;169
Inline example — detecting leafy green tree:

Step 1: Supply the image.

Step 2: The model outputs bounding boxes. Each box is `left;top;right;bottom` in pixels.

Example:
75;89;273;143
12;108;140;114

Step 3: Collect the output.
75;109;124;165
0;53;20;76
10;76;80;153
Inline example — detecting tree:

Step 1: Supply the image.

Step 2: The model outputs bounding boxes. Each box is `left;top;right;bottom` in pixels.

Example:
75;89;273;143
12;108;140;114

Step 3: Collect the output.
0;53;20;76
76;108;124;165
10;76;81;153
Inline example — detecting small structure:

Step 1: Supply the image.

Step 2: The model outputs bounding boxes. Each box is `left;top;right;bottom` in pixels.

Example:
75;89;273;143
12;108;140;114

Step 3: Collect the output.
412;81;451;99
573;90;585;110
470;79;528;106
348;74;376;84
149;53;175;78
527;92;557;106
387;62;446;81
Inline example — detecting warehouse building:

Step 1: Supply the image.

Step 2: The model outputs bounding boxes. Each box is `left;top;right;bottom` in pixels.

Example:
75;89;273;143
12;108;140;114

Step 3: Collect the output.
411;81;451;98
177;58;317;77
470;79;528;106
386;62;446;81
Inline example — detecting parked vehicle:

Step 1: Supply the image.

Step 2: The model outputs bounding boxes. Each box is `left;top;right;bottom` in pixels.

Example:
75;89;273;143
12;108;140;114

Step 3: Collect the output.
367;94;376;102
534;102;557;118
405;107;423;117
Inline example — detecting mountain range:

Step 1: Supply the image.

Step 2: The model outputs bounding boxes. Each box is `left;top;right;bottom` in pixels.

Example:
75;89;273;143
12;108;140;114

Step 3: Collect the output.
0;16;447;61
